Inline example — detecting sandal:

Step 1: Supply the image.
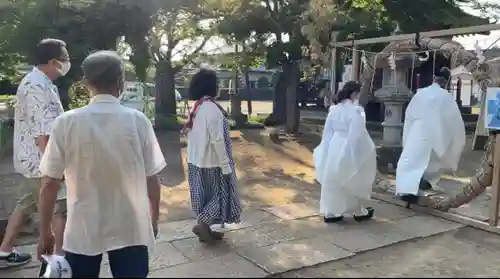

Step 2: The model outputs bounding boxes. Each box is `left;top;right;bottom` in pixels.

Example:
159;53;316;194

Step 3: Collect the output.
324;216;344;223
353;207;375;222
192;224;216;244
198;229;224;243
210;230;224;240
401;194;420;208
419;179;433;191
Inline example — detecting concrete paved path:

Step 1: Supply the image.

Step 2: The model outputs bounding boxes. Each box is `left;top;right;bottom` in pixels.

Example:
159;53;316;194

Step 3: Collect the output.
0;199;466;278
276;226;500;278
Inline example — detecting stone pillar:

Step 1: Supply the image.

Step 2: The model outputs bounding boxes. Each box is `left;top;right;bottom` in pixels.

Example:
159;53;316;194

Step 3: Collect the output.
374;68;413;173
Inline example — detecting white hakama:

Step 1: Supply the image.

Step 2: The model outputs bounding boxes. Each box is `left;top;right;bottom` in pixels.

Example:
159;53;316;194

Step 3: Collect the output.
313;101;377;217
396;83;466;196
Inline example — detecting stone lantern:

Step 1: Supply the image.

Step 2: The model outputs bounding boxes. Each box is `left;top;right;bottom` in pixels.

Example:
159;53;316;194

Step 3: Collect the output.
374;49;415;172
375;62;413;143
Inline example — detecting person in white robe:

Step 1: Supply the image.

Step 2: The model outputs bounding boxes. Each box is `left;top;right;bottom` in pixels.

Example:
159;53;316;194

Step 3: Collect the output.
313;81;377;223
396;67;466;205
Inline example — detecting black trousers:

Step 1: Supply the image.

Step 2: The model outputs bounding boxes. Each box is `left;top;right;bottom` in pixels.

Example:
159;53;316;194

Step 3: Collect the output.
65;245;148;278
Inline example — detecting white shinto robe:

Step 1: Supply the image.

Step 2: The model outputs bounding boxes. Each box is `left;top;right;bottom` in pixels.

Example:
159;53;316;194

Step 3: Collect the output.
313;100;377;216
396;83;466;196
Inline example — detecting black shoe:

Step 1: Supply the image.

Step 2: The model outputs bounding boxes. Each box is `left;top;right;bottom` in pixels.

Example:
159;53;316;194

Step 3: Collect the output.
0;250;32;268
419;179;433;191
353;207;375;222
401;194;420;208
324;216;344;223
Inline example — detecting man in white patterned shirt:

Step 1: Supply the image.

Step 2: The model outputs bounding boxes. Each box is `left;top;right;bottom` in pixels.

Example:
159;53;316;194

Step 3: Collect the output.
0;39;70;268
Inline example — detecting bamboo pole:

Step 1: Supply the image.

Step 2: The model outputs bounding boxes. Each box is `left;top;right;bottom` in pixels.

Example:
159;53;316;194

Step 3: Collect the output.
372;193;500;235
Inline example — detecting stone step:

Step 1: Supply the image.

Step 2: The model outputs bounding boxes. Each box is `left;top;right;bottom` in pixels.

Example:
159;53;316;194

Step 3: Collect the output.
462;113;478;123
460;106;472;114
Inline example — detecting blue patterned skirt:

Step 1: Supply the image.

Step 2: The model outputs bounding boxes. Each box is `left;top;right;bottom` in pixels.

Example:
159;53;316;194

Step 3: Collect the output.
187;119;242;225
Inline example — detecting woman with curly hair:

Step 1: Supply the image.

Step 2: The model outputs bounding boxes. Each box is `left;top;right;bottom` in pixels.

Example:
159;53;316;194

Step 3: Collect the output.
313;81;377;223
183;69;242;244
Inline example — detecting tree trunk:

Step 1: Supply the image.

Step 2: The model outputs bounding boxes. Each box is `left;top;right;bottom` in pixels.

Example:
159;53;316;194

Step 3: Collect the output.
128;40;150;82
154;60;178;129
265;70;288;126
244;70;252;115
230;69;246;127
285;62;301;134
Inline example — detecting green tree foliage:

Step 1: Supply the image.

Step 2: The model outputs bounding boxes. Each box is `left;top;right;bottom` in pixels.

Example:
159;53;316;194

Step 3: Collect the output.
303;0;492;63
0;0;156;108
149;0;216;125
0;1;28;80
213;0;494;133
214;0;311;132
201;0;266;123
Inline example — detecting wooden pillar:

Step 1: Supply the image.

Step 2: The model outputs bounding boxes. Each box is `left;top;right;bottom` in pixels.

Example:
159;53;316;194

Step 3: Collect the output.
473;81;490;151
329;48;337;105
328;31;340;106
351;47;361;81
489;135;500;226
456;77;463;109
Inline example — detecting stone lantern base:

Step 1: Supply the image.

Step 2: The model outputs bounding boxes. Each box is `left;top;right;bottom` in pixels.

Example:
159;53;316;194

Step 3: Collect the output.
376;145;402;174
374;96;410;174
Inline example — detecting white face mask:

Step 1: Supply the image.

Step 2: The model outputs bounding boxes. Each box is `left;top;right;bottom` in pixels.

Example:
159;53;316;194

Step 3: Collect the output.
57;61;71;76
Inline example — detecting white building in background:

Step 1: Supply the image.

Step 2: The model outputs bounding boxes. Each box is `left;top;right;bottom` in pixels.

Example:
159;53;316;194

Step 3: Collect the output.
449;49;500;106
119;82;154;112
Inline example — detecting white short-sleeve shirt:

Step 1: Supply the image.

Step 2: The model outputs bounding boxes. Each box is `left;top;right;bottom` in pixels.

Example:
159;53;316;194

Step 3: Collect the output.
13;67;64;178
187;102;229;168
39;94;166;256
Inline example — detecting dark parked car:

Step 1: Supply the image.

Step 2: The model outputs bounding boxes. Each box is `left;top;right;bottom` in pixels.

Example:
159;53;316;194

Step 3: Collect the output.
298;79;329;108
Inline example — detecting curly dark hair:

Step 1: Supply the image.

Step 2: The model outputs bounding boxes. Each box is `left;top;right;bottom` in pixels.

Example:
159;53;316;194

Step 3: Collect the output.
333;81;361;104
189;69;218;100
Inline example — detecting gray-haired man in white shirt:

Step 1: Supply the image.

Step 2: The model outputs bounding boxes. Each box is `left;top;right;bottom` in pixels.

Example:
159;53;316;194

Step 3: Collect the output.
37;50;165;277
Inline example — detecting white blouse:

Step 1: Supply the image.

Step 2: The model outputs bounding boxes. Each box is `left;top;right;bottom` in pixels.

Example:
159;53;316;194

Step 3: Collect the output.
187;102;231;173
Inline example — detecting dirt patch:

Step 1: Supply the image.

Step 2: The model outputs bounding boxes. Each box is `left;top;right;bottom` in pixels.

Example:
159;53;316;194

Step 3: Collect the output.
154;129;321;223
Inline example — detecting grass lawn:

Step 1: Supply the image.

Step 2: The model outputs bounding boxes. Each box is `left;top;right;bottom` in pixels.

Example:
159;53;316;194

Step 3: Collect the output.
0;95;14;102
